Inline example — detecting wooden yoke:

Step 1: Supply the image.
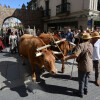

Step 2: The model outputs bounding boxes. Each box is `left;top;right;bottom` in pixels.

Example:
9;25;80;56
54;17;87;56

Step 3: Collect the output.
36;38;66;52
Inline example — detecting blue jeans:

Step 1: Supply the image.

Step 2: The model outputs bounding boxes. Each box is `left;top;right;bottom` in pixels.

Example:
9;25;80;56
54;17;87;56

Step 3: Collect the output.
78;70;90;96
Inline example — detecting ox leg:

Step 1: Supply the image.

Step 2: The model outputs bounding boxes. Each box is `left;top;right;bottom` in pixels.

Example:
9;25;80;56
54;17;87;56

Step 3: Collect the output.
29;61;36;81
61;60;65;73
32;71;36;81
40;66;46;74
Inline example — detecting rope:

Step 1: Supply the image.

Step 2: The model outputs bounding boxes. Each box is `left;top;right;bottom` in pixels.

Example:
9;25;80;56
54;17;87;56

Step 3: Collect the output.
49;33;76;78
49;33;70;67
70;58;75;79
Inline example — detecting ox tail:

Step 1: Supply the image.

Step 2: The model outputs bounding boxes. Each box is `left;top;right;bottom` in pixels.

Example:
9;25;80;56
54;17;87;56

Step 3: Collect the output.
18;38;24;56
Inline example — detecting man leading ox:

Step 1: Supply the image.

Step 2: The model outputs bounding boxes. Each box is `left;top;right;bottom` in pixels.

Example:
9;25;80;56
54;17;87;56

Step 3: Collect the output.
62;33;93;98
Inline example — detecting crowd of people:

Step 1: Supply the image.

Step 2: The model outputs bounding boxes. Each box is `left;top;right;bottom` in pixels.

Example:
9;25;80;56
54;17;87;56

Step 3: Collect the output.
0;28;23;53
52;28;100;45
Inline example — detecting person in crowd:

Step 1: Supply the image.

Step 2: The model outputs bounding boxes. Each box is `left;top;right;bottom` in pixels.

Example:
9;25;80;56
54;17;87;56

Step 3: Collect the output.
73;30;79;45
61;31;65;38
87;29;92;35
9;32;17;53
55;31;59;36
91;31;100;86
15;31;20;53
79;25;83;32
18;29;23;37
36;29;41;36
52;31;55;35
78;30;83;43
65;28;73;42
62;33;93;98
58;31;62;38
6;29;11;47
2;31;6;47
0;35;5;52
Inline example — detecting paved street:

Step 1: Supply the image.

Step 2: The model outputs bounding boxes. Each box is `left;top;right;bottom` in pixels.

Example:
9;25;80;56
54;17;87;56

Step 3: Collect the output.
0;47;100;100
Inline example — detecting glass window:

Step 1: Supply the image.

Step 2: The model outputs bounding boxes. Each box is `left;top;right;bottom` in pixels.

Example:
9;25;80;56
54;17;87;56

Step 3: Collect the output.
62;0;67;4
98;0;100;11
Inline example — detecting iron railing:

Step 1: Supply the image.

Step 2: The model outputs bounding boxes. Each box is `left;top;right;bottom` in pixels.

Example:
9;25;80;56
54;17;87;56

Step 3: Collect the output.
56;3;70;15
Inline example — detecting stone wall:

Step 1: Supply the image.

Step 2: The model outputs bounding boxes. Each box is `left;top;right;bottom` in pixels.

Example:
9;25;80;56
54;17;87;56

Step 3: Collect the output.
0;4;43;31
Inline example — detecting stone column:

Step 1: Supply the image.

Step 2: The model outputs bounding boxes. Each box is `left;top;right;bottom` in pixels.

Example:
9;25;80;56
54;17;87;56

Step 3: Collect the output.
94;0;98;11
89;0;94;10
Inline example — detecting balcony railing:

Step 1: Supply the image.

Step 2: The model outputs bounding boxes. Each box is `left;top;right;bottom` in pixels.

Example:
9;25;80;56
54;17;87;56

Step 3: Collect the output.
43;9;51;17
56;3;70;15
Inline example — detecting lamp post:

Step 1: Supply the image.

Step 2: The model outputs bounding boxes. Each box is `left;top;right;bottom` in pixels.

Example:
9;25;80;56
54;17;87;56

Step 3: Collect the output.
91;15;94;31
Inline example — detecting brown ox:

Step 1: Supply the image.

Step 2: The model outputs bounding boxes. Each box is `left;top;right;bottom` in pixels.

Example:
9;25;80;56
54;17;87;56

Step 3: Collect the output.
19;34;57;81
39;33;70;73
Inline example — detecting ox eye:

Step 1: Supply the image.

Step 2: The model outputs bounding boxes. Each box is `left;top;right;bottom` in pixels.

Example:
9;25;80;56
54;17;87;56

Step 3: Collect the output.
44;60;48;63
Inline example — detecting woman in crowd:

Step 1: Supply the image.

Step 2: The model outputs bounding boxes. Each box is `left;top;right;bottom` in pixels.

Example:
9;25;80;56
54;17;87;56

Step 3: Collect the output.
0;35;5;52
9;32;17;53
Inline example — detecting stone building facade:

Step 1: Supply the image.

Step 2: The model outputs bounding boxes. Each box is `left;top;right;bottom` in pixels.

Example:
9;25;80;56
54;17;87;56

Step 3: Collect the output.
37;0;100;32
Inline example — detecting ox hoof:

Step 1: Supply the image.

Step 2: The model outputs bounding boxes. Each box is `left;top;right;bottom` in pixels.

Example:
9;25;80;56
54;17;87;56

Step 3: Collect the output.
32;80;36;83
61;68;65;73
32;78;36;82
95;81;100;86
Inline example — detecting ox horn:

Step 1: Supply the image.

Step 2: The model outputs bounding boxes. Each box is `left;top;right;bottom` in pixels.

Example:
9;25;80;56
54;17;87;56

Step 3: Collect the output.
55;38;66;44
36;44;51;51
35;52;43;57
69;42;76;46
53;51;62;55
36;38;66;52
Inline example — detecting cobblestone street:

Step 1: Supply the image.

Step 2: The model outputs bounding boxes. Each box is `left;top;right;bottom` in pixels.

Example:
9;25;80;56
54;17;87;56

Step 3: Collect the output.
0;48;99;100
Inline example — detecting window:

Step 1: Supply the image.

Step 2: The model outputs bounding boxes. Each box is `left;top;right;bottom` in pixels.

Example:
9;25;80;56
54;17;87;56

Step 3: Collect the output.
62;0;68;12
98;0;100;11
62;0;67;4
45;0;49;10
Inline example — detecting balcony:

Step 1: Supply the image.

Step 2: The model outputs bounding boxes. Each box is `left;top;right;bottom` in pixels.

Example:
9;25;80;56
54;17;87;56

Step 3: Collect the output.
43;9;51;18
56;3;70;15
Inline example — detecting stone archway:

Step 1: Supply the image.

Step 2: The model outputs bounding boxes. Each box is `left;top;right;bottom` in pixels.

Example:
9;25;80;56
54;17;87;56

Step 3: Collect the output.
2;16;24;28
0;4;43;30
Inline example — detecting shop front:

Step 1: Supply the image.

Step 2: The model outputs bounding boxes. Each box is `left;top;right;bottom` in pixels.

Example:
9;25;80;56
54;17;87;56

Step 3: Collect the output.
47;21;78;32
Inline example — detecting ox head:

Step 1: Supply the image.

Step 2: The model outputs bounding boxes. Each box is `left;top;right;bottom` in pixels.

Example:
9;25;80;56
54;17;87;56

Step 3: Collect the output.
36;50;57;74
59;41;76;56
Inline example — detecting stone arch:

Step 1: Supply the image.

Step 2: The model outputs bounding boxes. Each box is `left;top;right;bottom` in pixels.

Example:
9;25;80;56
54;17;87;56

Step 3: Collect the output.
0;6;43;31
2;16;24;28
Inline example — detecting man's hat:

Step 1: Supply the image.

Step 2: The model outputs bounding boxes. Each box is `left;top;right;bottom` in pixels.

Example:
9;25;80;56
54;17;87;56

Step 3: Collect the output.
82;33;92;39
92;31;100;38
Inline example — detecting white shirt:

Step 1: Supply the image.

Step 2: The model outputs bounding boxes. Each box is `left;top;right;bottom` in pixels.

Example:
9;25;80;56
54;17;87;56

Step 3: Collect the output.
9;35;17;41
93;39;100;60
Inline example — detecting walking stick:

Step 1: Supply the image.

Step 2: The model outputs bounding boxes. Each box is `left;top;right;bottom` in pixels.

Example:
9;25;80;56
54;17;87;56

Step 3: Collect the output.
70;58;75;79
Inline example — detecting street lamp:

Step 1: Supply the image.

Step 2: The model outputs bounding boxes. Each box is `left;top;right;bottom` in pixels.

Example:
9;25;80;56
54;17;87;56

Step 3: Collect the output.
91;14;94;31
